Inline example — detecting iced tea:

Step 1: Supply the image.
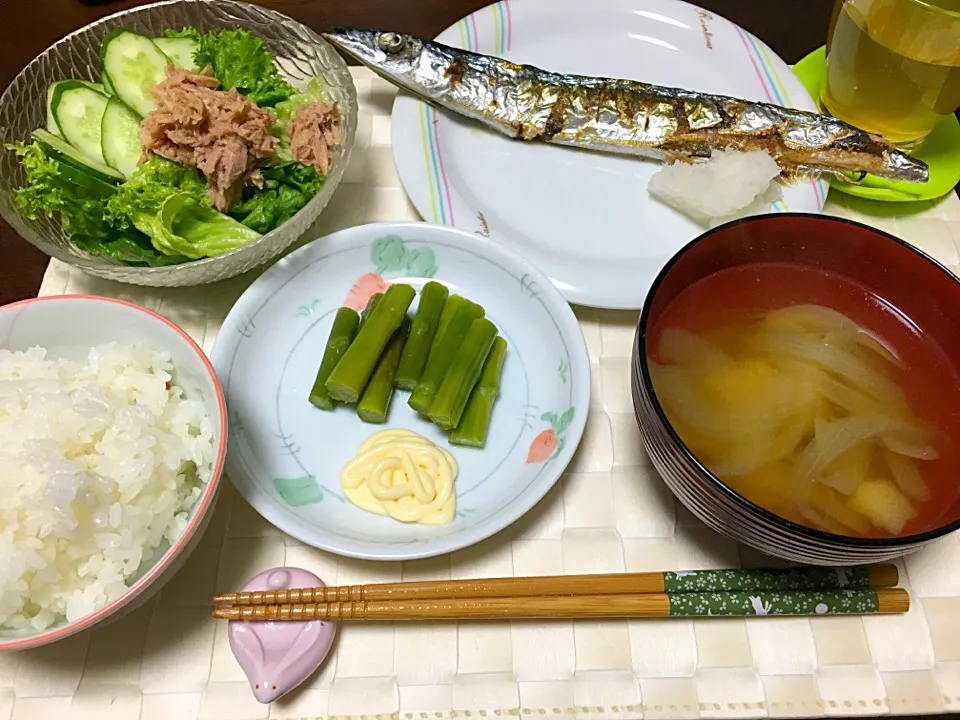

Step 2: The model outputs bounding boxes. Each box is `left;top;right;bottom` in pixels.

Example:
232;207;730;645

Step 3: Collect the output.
822;0;960;146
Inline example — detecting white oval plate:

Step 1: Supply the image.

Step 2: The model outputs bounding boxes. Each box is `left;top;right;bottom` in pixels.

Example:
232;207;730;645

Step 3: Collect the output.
211;222;590;560
391;0;829;309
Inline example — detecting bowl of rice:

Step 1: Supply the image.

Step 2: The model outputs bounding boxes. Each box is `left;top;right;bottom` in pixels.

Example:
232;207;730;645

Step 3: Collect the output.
0;294;226;649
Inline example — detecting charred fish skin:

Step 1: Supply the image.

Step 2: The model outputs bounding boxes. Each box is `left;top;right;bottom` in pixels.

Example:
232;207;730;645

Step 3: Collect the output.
323;29;928;184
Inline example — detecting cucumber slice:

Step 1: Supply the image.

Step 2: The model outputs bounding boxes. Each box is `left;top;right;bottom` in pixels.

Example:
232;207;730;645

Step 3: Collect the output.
45;81;107;135
58;163;120;196
101;29;170;117
101;97;142;178
153;37;198;71
32;128;124;183
46;83;62;135
50;81;110;165
101;71;116;96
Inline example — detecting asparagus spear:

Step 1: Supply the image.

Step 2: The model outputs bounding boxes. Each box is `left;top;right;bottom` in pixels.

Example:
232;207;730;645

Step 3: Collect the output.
325;284;416;403
427;319;499;430
408;299;485;415
358;292;383;331
425;294;470;368
357;316;411;424
450;336;507;447
395;281;449;390
307;307;360;410
433;294;465;350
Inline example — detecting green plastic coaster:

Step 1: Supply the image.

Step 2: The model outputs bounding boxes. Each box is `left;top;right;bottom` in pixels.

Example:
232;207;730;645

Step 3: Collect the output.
792;46;960;203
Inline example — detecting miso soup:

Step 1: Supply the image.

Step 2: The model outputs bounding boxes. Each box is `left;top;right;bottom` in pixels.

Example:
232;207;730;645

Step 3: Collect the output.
647;261;960;538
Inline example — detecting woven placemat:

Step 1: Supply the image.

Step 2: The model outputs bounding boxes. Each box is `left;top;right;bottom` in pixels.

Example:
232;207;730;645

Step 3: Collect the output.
6;68;960;720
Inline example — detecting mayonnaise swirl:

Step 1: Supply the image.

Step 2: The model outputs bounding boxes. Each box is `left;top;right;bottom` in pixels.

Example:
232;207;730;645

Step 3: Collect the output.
340;429;458;525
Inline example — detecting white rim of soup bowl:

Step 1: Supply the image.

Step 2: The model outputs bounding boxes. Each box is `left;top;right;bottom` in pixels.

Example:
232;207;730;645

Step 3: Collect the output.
0;295;228;650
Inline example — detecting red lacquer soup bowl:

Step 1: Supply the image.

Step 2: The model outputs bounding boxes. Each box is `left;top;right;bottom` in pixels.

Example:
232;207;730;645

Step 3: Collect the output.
632;213;960;565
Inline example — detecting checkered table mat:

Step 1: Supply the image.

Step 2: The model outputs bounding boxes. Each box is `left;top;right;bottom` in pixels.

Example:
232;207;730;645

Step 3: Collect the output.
6;68;960;720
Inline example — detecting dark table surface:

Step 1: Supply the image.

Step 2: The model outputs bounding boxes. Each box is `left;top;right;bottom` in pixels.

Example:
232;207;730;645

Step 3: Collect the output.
0;0;837;306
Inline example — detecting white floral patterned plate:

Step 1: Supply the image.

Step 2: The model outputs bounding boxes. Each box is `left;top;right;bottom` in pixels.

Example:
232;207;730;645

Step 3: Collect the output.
211;222;590;560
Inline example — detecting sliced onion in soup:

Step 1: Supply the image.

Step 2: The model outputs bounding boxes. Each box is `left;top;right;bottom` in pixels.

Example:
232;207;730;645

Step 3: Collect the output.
855;329;904;368
751;330;907;407
881;430;940;461
762;304;857;337
648;362;733;442
883;448;931;502
728;460;801;517
796;416;920;482
799;504;854;536
807;483;873;535
818;371;906;418
658;328;733;369
819;441;872;496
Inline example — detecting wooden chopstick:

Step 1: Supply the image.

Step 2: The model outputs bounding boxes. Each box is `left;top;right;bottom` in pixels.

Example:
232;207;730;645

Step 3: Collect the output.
211;564;898;607
211;587;909;621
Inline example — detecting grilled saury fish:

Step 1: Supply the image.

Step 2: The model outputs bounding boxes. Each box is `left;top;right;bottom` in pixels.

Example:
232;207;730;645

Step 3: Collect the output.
323;29;928;184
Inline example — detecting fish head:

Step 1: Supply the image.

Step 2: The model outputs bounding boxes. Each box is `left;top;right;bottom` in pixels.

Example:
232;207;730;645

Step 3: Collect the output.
829;128;930;184
323;30;427;91
884;146;929;184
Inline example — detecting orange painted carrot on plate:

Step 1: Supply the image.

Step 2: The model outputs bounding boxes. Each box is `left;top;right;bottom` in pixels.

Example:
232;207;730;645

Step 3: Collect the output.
344;272;389;311
526;429;558;464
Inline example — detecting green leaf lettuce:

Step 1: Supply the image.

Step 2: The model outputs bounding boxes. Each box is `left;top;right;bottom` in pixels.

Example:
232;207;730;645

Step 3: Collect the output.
106;156;208;223
73;232;189;266
271;76;332;161
186;28;296;107
228;161;324;234
108;157;260;259
131;193;260;259
6;141;186;267
7;141;116;240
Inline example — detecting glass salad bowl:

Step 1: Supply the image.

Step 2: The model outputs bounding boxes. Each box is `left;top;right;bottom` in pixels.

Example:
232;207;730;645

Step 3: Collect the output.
0;0;358;287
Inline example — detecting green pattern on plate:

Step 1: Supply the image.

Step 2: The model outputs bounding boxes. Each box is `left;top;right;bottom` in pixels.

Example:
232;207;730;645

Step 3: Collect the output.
668;590;880;616
296;299;321;317
663;566;872;593
273;476;324;506
371;235;438;277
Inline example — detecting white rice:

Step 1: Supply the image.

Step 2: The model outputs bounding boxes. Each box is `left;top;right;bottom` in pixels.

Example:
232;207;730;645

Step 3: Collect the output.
0;343;215;631
648;149;783;227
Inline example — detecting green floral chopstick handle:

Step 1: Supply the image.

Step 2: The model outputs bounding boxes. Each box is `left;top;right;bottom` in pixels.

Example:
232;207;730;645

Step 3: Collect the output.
667;589;882;616
662;566;884;593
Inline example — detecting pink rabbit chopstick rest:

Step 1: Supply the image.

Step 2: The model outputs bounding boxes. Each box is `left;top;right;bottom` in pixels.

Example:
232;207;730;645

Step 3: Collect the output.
228;567;338;703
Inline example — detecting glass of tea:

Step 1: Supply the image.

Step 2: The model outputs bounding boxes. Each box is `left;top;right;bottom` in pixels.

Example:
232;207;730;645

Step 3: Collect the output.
822;0;960;147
